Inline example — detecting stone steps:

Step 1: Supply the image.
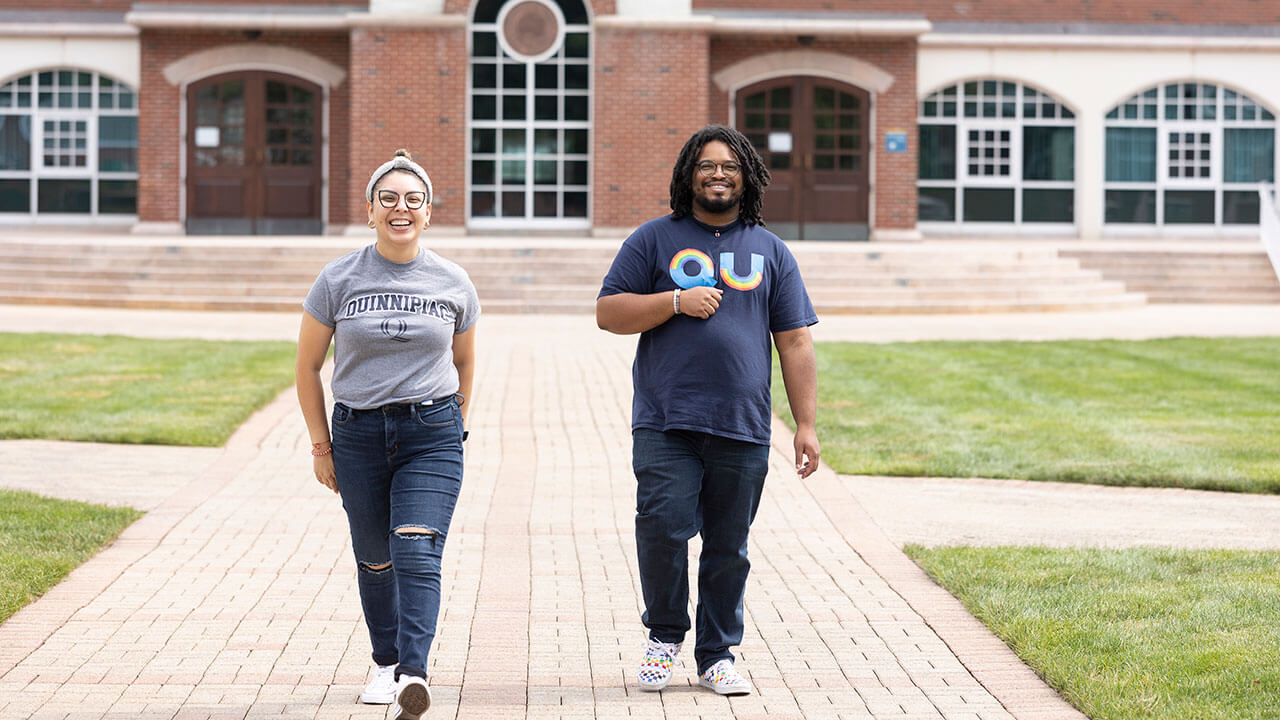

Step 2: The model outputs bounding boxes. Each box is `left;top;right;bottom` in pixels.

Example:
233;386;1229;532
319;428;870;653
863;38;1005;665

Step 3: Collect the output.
0;237;1147;314
1060;247;1279;303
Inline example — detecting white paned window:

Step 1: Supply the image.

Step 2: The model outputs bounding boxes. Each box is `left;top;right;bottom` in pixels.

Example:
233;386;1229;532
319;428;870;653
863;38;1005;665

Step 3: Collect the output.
1167;131;1211;180
0;69;138;219
43;119;89;168
468;0;591;229
967;129;1011;177
919;80;1076;228
1105;82;1276;226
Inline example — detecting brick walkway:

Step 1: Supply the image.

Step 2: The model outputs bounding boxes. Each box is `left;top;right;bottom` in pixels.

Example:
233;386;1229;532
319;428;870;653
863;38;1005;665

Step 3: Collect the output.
0;310;1092;720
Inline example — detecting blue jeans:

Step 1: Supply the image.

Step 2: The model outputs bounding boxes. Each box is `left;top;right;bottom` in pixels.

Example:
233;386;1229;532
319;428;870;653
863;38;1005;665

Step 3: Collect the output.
331;396;464;680
632;428;770;674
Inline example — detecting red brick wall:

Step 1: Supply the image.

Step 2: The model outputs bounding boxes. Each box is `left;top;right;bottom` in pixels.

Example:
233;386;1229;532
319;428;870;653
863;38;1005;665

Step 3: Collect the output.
709;36;917;230
593;28;709;229
348;26;467;227
137;30;350;225
691;0;1280;24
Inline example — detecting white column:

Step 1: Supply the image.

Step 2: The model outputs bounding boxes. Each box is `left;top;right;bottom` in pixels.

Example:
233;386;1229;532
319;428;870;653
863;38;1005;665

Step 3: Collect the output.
1076;103;1105;239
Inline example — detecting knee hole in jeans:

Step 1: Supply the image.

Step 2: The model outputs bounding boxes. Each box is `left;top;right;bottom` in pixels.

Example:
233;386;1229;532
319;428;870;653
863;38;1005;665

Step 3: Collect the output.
359;560;392;574
393;526;439;540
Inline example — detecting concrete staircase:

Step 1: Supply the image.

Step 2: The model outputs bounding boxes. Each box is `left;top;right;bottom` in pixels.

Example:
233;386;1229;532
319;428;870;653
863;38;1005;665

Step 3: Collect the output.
0;235;1147;314
1060;242;1280;304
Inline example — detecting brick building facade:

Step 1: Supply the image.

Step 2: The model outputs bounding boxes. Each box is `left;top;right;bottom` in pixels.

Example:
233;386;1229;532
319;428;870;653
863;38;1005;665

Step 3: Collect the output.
1;0;1277;240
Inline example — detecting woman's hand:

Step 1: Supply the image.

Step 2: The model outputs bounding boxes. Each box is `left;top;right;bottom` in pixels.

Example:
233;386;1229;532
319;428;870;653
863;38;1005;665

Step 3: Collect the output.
314;453;338;494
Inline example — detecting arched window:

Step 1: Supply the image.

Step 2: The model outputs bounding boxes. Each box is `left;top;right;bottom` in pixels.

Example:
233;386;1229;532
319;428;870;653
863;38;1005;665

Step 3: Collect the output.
468;0;591;228
918;80;1076;228
1105;82;1276;226
0;69;138;220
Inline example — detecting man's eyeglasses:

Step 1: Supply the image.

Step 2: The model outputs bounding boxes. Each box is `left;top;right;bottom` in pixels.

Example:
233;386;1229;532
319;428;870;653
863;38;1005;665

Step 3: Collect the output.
695;161;741;178
377;190;428;209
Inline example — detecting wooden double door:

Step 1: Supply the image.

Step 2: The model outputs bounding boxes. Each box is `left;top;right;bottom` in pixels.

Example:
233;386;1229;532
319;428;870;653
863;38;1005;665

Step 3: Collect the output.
186;72;322;235
737;77;870;241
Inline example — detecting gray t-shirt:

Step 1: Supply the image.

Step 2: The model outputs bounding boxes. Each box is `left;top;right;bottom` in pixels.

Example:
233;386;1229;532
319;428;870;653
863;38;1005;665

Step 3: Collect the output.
304;244;480;409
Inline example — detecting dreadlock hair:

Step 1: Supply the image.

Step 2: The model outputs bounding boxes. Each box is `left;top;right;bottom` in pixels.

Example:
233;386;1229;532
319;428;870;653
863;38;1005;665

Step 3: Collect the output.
669;124;770;227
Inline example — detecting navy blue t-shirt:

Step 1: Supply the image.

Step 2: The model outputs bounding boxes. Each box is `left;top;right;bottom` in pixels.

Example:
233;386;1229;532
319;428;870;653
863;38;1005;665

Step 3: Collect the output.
598;214;818;445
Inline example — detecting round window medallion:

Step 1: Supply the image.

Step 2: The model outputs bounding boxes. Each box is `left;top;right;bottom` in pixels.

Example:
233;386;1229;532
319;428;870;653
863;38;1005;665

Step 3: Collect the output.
497;0;565;63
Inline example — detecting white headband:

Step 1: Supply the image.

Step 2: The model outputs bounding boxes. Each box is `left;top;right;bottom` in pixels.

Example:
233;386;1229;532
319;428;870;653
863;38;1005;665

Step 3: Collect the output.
366;155;433;205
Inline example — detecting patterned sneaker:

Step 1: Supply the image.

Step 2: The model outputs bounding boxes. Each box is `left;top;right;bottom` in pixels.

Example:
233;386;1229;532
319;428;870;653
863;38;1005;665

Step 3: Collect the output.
392;675;431;720
636;637;681;691
359;664;396;704
699;659;753;696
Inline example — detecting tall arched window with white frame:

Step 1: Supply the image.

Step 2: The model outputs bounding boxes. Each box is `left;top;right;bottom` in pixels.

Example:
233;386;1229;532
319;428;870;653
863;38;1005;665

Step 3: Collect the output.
918;80;1076;230
0;69;138;222
1104;82;1276;228
468;0;591;229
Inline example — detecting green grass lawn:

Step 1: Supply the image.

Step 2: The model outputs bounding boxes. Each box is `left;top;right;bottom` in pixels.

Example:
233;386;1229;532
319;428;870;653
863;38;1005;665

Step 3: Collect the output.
0;489;141;624
773;337;1280;493
907;545;1280;720
0;332;297;446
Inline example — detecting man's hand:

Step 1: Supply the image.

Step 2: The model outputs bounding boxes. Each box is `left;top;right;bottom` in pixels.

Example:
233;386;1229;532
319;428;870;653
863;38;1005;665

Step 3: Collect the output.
679;286;723;319
793;425;820;478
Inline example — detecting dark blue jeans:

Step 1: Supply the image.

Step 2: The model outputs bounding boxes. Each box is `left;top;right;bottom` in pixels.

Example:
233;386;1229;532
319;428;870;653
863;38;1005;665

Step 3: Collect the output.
632;428;770;674
331;396;464;680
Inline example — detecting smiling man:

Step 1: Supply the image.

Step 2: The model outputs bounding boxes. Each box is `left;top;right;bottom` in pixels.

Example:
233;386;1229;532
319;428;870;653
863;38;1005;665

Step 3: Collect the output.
596;125;820;697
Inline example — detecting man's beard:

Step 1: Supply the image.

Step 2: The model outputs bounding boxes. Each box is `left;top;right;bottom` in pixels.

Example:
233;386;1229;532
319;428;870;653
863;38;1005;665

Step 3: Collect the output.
694;193;740;214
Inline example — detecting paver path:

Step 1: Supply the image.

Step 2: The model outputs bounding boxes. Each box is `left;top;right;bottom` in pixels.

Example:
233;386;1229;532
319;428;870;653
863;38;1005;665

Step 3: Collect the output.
0;313;1077;720
845;475;1280;550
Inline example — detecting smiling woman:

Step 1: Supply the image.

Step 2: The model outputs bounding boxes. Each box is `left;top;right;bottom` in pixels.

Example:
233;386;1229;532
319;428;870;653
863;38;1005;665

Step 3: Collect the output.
294;148;481;720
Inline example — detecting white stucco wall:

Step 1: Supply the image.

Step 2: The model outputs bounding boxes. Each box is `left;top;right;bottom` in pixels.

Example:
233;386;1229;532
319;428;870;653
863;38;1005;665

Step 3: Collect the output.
919;42;1280;238
0;37;139;88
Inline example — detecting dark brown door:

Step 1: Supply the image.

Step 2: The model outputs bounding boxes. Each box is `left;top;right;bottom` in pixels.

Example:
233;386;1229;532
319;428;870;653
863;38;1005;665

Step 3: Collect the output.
187;72;321;234
737;77;869;241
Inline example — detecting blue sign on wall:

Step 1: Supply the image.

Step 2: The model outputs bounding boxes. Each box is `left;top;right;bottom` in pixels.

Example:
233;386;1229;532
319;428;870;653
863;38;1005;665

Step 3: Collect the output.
884;131;908;153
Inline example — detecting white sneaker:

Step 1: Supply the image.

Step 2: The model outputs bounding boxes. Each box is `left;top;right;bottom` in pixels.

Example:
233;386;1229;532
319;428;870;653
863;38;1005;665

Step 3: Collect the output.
699;659;753;696
392;675;431;720
636;637;681;691
359;664;396;704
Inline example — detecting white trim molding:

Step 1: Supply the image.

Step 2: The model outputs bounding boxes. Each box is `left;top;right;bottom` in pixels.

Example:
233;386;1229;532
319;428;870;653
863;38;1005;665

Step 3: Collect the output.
596;13;929;36
713;50;895;95
162;44;346;88
922;32;1280;52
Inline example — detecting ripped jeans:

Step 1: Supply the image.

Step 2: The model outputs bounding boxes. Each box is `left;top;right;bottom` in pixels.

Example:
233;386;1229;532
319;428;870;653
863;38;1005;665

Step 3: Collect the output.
331;396;464;680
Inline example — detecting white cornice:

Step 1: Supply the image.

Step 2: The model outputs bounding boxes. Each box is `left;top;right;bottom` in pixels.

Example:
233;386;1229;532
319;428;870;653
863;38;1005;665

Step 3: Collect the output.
126;10;348;30
709;16;930;37
594;15;713;31
343;12;465;28
922;32;1280;51
0;22;137;37
125;9;465;30
597;14;930;37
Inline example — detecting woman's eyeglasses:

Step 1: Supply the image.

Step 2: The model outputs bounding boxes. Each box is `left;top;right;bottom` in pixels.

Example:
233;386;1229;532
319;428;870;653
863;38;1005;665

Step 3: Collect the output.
377;190;428;209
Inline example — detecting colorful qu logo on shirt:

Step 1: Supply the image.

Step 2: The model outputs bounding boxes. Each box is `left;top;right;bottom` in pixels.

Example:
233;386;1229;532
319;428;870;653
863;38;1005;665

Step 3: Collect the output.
669;248;764;291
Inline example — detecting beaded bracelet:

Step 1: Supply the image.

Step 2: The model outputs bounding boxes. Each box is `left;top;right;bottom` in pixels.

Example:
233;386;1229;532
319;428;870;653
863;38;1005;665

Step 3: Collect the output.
311;441;332;457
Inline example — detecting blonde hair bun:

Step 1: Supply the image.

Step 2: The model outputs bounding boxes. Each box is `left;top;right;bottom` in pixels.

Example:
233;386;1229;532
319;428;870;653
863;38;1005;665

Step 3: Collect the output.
394;148;412;161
